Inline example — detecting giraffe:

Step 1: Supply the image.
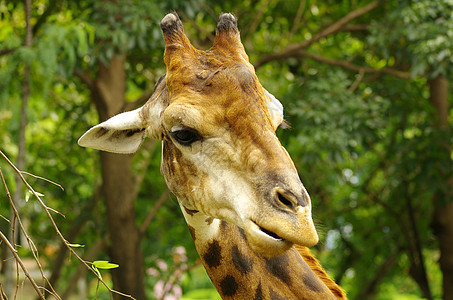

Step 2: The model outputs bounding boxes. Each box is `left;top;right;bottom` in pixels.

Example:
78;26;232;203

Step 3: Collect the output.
78;12;346;299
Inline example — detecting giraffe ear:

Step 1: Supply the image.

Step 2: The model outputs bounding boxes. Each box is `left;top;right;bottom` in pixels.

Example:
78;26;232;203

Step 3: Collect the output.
264;89;284;130
78;107;148;154
78;76;168;154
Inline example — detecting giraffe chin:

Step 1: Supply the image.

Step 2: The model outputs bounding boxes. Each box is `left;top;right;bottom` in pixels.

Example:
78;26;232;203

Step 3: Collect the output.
244;220;295;257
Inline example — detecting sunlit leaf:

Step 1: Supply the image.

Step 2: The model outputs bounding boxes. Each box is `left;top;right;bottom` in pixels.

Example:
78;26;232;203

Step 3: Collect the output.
68;243;85;248
92;260;119;270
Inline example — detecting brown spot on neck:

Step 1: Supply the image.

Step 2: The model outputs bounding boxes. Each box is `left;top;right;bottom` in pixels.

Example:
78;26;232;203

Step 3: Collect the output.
300;255;331;293
220;275;239;297
203;240;222;269
231;245;253;274
303;273;326;293
265;255;292;284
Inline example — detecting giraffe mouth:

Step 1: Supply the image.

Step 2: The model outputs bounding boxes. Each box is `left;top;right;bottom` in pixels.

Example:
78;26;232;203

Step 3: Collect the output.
245;220;293;256
253;221;284;241
255;223;284;241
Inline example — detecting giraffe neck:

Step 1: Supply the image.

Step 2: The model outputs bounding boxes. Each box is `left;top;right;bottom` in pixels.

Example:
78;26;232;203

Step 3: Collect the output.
180;205;340;299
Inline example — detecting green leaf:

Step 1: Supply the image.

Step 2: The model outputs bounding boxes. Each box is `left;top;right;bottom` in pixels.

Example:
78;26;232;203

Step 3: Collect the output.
68;243;85;248
25;190;44;202
25;190;31;202
92;260;119;269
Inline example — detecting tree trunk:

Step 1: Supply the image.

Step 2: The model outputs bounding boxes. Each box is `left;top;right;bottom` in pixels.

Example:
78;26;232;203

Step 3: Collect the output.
428;75;453;300
5;0;32;297
91;54;145;299
100;152;145;300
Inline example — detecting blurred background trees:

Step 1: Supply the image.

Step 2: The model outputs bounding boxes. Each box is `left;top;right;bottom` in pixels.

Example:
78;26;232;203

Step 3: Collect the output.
1;0;451;299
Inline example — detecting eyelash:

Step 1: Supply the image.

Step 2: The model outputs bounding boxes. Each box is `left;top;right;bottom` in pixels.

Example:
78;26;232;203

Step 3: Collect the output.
170;128;203;146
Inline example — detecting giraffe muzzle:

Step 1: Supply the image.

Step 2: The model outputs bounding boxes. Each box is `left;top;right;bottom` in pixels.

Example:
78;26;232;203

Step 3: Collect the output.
243;203;319;257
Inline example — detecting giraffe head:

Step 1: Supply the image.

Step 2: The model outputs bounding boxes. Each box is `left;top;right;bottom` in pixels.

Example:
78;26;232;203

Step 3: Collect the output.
78;13;318;257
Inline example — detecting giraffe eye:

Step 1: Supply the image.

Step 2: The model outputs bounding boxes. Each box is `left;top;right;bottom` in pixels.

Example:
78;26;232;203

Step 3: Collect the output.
170;128;202;146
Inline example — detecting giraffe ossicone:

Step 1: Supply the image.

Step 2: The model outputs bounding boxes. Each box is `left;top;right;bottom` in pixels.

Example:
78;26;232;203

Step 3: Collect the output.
79;12;346;299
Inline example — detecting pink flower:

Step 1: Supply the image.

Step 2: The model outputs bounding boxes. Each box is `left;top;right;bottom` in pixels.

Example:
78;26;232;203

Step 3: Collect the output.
154;280;164;298
173;246;186;256
156;259;168;271
172;285;182;297
173;246;188;263
146;267;160;277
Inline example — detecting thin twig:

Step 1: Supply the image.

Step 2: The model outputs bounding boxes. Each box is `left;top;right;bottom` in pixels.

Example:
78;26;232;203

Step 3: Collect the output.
0;168;59;299
0;228;45;299
243;0;270;42
0;214;10;224
0;150;136;300
131;140;157;201
348;69;365;92
139;189;170;236
21;171;64;191
45;185;101;297
61;237;106;299
290;0;307;38
0;283;8;299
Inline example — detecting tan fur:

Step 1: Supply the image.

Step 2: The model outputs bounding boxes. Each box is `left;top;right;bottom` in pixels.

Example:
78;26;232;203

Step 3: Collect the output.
295;245;348;299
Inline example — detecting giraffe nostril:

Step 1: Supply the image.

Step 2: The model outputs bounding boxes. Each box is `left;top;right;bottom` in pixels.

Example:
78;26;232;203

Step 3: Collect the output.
276;192;296;211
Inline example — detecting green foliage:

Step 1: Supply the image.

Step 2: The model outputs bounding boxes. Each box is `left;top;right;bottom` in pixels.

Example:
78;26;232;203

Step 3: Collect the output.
1;0;451;299
369;0;453;78
285;69;390;165
85;0;163;65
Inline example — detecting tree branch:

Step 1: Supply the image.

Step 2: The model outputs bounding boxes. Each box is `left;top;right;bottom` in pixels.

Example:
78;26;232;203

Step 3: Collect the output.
355;245;403;299
131;140;158;201
0;48;17;57
32;0;58;36
124;88;154;111
348;69;365;92
254;0;382;68
296;49;411;79
289;0;307;38
404;178;433;300
342;24;370;31
139;189;170;237
73;69;94;89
